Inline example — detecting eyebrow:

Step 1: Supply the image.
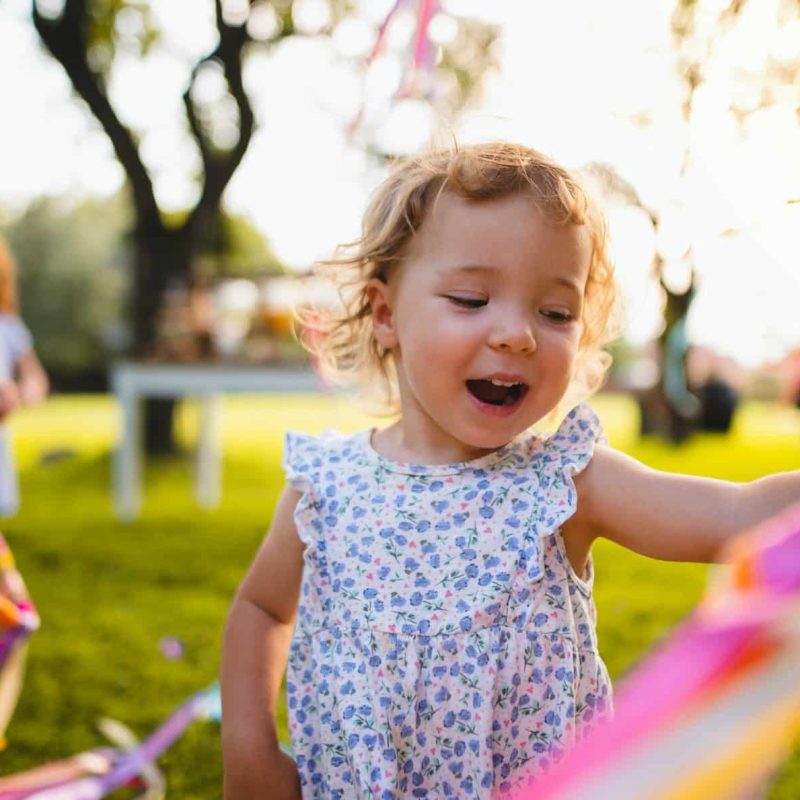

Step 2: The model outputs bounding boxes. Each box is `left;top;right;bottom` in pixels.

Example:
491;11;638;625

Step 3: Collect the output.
441;263;496;275
442;264;584;294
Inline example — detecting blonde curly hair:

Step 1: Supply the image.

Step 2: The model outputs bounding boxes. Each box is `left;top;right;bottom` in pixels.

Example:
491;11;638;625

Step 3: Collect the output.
305;141;622;415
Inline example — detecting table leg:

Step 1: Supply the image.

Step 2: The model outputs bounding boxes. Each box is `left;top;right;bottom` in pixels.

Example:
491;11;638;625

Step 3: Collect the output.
115;389;142;522
196;394;222;509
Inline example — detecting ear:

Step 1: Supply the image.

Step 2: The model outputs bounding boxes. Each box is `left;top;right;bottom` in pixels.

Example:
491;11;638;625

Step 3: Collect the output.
365;278;398;350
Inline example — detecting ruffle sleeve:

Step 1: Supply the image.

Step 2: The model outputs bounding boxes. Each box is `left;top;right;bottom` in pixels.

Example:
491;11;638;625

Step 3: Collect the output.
530;403;606;538
283;430;325;493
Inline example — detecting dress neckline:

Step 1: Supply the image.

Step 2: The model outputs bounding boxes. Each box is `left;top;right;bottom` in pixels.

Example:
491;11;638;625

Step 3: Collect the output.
360;428;535;477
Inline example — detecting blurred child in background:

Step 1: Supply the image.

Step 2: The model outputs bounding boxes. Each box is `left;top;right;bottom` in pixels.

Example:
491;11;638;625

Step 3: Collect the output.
0;236;48;517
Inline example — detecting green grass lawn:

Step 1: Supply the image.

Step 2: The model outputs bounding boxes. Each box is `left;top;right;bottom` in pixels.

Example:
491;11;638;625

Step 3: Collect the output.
2;392;800;797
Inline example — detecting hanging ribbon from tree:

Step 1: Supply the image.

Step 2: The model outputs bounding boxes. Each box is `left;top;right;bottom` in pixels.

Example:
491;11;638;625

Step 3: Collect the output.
348;0;440;139
397;0;438;100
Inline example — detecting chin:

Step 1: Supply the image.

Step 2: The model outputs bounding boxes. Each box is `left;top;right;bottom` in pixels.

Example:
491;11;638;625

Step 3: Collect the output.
457;425;523;453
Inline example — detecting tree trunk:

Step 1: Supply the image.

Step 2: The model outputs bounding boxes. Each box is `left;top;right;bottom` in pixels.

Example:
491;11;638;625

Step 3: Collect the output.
133;223;194;455
144;397;178;454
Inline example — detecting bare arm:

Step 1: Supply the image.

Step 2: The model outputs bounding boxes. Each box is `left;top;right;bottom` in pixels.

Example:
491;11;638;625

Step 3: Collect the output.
576;445;800;563
0;380;19;422
221;486;306;800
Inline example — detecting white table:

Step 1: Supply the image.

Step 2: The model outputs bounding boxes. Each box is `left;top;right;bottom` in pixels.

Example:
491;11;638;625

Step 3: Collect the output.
111;361;321;521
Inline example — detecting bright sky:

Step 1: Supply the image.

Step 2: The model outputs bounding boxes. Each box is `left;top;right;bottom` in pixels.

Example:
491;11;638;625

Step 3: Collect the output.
2;0;799;367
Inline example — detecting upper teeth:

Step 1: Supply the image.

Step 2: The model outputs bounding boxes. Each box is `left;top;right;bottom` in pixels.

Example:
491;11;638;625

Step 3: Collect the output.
490;379;518;387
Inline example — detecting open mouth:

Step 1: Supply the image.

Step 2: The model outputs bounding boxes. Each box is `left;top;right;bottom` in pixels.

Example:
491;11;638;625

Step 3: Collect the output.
466;378;529;407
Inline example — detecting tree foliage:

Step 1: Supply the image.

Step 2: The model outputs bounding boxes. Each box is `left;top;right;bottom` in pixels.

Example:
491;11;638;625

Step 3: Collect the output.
587;0;800;440
32;0;257;356
3;195;129;377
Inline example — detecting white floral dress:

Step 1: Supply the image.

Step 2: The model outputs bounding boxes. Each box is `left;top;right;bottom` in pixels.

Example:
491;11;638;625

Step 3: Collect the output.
283;404;612;799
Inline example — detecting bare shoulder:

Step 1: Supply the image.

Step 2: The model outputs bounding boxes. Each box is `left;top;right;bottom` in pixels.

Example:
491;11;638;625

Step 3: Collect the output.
568;443;617;529
560;445;615;575
561;444;641;560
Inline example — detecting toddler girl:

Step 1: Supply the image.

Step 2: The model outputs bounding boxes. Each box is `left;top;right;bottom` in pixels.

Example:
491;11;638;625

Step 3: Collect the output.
220;142;799;799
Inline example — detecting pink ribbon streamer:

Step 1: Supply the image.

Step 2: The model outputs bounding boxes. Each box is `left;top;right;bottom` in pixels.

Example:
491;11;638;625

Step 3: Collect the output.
514;503;800;799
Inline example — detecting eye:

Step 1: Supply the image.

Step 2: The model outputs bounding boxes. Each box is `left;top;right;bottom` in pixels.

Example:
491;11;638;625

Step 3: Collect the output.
540;309;574;324
445;295;487;309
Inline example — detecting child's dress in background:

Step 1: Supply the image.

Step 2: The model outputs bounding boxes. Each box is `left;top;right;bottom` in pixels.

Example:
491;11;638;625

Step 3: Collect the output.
284;404;612;799
0;314;33;517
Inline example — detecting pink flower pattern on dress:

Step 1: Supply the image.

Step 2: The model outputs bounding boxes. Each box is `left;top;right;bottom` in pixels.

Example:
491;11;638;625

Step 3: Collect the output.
283;404;612;799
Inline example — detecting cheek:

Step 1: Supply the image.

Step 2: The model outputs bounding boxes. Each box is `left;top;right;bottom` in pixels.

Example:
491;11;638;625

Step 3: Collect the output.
539;329;580;364
403;307;473;347
399;316;474;376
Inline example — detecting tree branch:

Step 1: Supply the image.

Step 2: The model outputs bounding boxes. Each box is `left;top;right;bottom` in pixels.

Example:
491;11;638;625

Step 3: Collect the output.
32;0;162;232
185;0;255;235
182;61;214;175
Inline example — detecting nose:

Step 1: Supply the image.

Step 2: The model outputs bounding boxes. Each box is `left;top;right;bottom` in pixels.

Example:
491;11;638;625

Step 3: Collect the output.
488;315;536;354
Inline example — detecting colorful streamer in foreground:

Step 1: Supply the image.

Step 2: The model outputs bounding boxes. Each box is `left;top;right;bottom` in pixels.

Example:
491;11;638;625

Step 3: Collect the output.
0;685;220;799
517;503;800;800
0;533;39;748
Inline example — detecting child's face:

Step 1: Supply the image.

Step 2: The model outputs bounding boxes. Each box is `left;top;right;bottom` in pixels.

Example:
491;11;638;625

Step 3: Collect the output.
369;192;591;461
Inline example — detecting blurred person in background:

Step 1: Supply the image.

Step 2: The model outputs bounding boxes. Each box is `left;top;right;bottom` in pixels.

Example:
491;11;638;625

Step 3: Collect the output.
0;235;48;517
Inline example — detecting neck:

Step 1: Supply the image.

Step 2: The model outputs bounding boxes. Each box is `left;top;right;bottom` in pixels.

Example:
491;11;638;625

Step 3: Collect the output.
372;420;498;465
